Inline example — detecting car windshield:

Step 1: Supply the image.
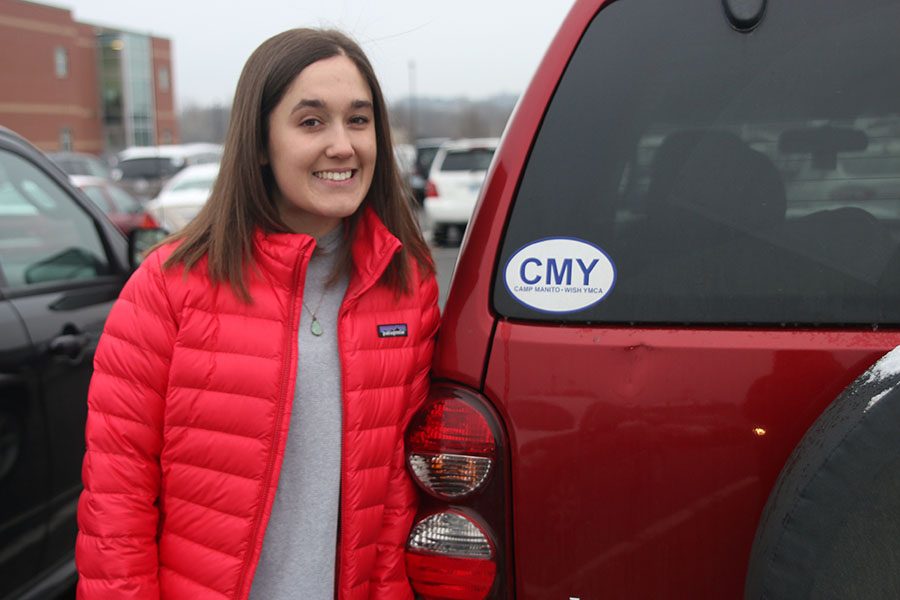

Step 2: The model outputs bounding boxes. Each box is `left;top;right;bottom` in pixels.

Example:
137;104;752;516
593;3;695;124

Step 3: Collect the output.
106;184;141;212
80;185;113;213
440;148;495;172
51;155;109;178
495;0;900;326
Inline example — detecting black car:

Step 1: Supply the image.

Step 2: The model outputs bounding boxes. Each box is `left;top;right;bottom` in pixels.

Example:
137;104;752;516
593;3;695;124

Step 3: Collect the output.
409;138;449;204
45;152;113;180
0;127;159;599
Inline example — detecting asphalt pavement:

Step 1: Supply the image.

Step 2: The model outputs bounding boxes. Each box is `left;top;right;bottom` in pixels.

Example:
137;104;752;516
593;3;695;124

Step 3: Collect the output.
415;206;461;310
430;244;460;310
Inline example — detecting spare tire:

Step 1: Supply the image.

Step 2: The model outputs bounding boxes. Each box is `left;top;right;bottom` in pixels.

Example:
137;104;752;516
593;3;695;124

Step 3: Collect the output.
745;347;900;599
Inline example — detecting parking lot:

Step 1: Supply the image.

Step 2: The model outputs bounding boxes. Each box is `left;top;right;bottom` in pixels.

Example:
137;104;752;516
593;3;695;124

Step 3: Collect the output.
417;208;462;309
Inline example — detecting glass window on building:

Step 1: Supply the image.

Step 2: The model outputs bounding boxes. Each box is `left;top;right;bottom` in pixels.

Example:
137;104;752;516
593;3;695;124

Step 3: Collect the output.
122;33;156;147
98;33;126;152
98;31;157;151
54;47;68;78
158;66;170;93
59;128;73;151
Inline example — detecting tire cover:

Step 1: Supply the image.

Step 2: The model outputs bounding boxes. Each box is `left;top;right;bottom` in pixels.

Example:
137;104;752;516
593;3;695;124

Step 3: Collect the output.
745;347;900;599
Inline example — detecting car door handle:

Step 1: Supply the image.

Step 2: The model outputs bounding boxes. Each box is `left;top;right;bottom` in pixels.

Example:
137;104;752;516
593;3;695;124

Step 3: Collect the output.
49;333;89;359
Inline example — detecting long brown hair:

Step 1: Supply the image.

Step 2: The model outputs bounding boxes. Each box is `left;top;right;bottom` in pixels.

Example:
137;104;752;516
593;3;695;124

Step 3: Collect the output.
162;28;433;301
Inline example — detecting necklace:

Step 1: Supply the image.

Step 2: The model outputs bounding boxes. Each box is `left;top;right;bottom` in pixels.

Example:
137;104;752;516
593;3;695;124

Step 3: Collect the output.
302;289;327;337
302;228;342;337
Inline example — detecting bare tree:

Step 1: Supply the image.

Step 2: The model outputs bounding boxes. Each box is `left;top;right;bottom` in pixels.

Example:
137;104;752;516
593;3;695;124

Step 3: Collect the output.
179;103;231;144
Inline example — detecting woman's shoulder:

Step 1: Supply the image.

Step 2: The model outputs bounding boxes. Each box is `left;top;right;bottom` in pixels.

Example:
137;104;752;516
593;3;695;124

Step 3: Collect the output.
401;253;438;317
143;239;210;276
145;240;178;268
408;249;437;289
129;241;212;307
407;255;440;340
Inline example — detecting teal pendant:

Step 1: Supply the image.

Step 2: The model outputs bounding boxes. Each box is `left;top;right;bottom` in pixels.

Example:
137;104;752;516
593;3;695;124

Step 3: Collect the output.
310;316;324;337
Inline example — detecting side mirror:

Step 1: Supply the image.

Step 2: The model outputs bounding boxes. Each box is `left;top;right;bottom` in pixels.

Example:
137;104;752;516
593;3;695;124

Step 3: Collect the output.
127;227;169;270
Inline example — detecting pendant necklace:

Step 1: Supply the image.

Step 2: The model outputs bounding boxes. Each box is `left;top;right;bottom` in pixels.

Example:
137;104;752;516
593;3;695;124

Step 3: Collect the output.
303;227;341;337
302;290;327;337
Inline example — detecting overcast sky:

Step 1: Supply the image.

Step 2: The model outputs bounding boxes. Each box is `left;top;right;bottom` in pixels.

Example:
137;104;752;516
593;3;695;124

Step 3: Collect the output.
54;1;574;108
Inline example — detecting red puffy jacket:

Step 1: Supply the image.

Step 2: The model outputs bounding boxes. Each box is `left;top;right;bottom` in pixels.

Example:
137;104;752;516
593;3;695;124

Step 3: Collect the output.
76;207;439;599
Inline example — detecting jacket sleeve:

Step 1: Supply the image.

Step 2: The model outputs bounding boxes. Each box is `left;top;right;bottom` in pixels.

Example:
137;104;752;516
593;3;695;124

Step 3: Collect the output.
76;251;177;599
370;271;440;597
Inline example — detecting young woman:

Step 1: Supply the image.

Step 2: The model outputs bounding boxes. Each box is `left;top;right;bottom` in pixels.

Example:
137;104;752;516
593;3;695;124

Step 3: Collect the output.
75;29;439;600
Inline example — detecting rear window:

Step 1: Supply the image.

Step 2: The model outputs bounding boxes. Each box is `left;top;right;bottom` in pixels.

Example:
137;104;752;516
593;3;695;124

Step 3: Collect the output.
494;0;900;326
186;152;221;165
439;148;496;172
118;157;181;179
417;146;441;175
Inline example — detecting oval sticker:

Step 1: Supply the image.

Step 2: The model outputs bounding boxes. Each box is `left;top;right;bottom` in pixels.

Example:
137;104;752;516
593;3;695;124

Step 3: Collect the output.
504;238;616;314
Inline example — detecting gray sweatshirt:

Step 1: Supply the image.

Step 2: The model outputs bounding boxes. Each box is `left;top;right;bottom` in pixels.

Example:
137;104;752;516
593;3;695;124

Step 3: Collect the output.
249;226;349;600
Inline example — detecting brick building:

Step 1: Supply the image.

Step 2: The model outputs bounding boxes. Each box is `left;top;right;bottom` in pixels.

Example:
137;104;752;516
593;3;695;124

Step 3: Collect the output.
0;0;178;156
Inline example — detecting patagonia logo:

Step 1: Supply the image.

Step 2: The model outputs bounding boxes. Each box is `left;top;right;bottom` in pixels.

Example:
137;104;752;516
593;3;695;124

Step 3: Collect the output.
378;323;408;338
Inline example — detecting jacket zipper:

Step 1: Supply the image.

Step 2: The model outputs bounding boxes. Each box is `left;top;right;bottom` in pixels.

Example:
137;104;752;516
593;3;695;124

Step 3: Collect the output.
234;252;305;599
335;303;348;600
334;243;401;599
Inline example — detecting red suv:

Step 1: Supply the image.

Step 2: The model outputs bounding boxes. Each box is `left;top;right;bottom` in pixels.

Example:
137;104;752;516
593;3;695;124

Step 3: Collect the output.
402;0;900;598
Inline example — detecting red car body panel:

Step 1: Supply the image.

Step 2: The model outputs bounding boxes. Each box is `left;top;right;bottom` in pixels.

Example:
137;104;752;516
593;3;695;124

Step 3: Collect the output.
482;325;900;597
432;0;900;597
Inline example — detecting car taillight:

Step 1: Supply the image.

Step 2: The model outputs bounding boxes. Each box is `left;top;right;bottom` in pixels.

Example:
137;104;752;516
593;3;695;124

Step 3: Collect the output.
139;212;160;228
426;180;439;198
405;384;511;599
407;393;495;499
407;512;497;600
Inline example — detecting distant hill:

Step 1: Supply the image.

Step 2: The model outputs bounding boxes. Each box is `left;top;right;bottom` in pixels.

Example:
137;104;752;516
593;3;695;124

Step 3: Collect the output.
179;94;519;144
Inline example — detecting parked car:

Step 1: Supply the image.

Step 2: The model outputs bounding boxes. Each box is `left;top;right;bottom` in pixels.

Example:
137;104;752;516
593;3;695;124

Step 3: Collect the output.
402;1;900;599
146;162;219;232
113;143;222;202
422;138;498;245
69;175;160;235
408;137;449;205
46;152;112;180
395;142;417;178
394;142;418;205
0;127;161;600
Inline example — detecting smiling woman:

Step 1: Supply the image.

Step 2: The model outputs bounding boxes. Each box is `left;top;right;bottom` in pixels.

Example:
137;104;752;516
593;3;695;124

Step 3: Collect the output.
265;54;377;236
74;28;439;600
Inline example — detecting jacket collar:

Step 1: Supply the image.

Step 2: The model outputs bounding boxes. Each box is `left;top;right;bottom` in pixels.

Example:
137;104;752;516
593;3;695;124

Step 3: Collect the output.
347;205;402;300
252;205;402;295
